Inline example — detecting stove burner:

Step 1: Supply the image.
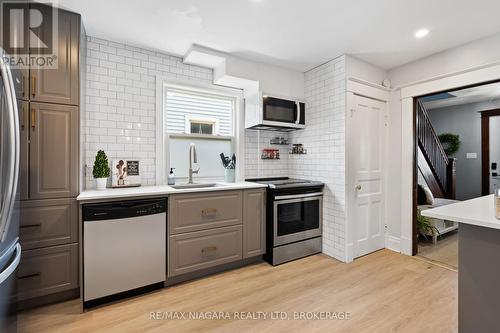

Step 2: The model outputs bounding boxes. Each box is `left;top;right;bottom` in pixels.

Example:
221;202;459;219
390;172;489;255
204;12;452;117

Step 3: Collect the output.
246;177;323;189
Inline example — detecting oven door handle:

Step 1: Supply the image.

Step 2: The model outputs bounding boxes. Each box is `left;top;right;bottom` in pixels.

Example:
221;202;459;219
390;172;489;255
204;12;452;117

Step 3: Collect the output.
274;192;323;200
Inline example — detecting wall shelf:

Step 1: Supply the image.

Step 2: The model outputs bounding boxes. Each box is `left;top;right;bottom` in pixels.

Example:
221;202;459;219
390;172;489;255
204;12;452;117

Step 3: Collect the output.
289;144;307;155
270;138;289;145
261;148;280;160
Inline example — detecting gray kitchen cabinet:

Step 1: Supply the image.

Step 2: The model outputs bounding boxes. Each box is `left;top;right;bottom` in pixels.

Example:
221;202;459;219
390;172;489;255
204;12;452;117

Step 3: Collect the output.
20;199;78;250
18;100;29;200
17;243;78;301
167;189;266;278
29;102;78;199
243;189;266;258
8;2;29;101
168;225;243;277
14;4;81;307
169;191;243;234
30;7;80;106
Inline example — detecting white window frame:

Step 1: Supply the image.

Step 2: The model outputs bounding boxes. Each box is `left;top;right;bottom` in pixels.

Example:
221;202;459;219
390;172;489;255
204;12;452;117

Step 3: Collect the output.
185;115;220;135
155;77;245;185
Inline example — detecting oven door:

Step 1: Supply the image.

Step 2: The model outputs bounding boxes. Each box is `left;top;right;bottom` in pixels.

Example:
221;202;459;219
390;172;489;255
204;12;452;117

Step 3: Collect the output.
262;96;305;129
273;193;322;246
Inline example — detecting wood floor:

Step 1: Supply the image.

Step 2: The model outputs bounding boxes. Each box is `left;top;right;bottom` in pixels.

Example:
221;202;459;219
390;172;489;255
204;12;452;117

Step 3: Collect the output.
18;250;458;333
418;231;458;269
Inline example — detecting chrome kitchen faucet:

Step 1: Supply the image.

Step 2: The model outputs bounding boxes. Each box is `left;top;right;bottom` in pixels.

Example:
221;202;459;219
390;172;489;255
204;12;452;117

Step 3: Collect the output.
188;143;199;184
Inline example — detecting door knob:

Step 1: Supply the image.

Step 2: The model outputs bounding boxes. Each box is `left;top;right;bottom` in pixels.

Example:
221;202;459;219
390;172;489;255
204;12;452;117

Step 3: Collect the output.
355;185;362;191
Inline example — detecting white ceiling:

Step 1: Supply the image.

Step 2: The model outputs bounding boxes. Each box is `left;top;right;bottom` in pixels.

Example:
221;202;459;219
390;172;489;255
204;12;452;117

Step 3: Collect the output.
58;0;500;72
424;82;500;109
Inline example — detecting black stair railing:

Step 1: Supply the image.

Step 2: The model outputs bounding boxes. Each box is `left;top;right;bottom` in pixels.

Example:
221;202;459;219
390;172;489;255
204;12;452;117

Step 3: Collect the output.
416;100;456;199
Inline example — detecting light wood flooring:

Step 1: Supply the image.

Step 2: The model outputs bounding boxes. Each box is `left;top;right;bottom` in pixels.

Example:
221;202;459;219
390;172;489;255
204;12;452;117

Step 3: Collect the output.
18;250;458;333
418;231;458;269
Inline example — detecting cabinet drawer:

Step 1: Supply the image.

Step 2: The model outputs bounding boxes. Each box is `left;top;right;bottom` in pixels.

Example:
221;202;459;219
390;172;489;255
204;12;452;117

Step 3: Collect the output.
17;244;78;301
169;191;242;234
168;225;242;277
20;199;77;250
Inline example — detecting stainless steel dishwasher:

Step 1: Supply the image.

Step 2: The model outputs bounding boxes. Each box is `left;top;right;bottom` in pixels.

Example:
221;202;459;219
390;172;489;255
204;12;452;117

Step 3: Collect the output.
83;198;166;307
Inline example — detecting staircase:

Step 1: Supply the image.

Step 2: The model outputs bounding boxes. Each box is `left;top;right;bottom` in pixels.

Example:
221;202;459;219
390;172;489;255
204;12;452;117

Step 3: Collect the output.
416;100;456;199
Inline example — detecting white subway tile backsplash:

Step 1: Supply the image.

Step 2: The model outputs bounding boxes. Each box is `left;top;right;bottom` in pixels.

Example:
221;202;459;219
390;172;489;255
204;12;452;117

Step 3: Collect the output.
244;130;290;179
288;56;347;262
84;36;213;189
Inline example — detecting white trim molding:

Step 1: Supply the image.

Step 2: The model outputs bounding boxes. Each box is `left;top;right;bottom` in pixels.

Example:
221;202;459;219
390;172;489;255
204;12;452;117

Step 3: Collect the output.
347;77;391;102
395;59;500;91
401;63;500;99
385;235;401;253
345;79;390;263
399;61;500;256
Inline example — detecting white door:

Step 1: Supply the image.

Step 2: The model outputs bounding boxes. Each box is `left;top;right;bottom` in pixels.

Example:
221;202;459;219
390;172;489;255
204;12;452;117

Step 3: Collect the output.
349;94;386;258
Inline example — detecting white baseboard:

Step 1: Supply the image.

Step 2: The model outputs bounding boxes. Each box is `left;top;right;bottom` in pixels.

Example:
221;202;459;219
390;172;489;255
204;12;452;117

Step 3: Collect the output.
345;243;354;263
399;236;413;255
385;235;401;253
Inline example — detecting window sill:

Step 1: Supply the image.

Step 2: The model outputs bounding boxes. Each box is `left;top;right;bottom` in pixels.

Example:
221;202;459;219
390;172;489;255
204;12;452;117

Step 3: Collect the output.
168;133;233;141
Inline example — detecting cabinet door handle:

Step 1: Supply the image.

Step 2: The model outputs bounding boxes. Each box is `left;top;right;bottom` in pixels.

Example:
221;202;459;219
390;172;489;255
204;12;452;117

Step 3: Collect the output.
20;224;42;229
18;272;41;280
31;108;36;130
201;246;217;255
21;105;26;130
31;75;36;98
21;75;25;97
201;208;217;218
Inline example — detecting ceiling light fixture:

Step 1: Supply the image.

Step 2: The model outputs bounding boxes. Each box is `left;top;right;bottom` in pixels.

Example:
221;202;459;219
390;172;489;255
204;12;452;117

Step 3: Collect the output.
415;28;429;39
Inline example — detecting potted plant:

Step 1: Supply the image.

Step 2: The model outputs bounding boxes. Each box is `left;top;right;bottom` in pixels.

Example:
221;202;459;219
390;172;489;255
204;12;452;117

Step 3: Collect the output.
93;150;110;190
417;208;439;240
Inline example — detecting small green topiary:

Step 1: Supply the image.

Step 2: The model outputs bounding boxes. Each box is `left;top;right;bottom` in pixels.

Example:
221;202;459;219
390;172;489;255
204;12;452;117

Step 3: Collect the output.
93;150;110;178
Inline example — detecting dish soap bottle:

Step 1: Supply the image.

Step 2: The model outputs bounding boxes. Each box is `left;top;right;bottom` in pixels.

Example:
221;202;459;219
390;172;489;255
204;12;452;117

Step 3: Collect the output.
168;168;176;185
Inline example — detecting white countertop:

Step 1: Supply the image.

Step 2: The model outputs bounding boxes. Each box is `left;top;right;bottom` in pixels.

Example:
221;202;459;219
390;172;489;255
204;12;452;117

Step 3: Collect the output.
77;181;267;202
421;195;500;230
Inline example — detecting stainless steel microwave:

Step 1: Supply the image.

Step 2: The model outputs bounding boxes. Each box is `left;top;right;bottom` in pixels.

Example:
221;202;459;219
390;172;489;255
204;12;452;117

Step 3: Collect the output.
245;94;305;131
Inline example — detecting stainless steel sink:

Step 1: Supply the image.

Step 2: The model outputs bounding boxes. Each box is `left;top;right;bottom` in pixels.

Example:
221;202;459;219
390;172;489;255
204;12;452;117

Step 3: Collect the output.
170;183;219;190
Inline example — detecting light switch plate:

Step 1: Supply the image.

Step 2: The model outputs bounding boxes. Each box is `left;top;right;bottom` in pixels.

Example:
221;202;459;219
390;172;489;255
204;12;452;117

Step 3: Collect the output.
466;153;477;159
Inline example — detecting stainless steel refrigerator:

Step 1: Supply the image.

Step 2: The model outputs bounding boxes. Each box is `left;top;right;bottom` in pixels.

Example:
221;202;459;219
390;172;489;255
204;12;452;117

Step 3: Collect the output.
0;48;21;333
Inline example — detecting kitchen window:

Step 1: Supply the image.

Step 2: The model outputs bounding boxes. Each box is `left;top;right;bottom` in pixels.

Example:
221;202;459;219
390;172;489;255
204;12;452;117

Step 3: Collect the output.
156;79;243;184
166;87;233;136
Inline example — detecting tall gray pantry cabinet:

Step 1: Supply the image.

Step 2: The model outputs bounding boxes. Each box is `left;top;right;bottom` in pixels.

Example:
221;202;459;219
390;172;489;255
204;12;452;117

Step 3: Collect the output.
13;5;82;307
